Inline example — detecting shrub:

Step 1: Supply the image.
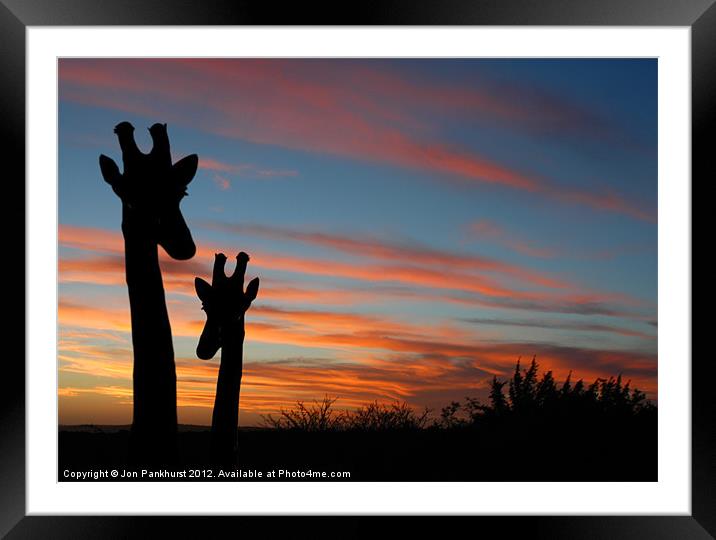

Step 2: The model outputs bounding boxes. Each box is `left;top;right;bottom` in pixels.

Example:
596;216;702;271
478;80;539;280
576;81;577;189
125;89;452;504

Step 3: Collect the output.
262;396;343;431
262;396;429;431
346;401;430;431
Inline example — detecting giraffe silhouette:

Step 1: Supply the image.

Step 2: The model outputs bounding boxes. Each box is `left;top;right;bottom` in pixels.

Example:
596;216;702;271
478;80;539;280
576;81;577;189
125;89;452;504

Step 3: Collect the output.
99;121;198;464
195;252;260;465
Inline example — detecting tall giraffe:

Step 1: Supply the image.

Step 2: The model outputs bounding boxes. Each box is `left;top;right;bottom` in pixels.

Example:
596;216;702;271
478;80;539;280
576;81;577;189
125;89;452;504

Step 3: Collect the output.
99;121;198;464
195;252;260;465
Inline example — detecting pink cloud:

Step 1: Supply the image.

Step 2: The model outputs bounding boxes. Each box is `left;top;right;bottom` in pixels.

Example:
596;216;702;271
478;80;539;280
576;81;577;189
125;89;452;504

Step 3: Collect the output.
469;220;558;259
58;59;653;221
212;174;231;191
199;157;298;179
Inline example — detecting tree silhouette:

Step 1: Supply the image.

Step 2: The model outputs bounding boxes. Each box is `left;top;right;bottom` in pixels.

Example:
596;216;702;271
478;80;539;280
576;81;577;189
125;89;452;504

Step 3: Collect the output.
474;358;655;424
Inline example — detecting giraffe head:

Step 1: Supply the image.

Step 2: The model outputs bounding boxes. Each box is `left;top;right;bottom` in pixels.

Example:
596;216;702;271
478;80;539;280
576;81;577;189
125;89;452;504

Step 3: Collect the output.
98;121;197;260
195;252;260;360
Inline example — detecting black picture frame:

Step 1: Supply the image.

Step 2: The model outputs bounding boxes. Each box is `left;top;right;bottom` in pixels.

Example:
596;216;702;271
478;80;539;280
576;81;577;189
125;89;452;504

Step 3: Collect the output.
1;1;709;537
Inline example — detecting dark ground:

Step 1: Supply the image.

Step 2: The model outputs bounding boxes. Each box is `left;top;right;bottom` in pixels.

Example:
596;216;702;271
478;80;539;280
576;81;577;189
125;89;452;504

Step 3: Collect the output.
58;417;657;482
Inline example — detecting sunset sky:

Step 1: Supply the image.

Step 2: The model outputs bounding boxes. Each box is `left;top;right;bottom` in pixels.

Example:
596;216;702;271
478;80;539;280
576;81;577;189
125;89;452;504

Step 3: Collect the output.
58;58;657;426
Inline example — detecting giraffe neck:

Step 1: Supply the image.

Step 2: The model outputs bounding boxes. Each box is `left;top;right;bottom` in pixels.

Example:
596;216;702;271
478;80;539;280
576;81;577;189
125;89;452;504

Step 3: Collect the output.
210;317;245;465
122;205;178;461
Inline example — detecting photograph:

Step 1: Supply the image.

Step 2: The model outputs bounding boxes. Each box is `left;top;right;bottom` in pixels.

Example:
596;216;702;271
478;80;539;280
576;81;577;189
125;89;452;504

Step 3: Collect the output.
57;57;658;482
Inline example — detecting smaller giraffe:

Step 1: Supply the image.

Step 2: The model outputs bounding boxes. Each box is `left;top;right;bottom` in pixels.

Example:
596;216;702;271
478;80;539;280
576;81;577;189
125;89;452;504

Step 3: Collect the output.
195;252;260;464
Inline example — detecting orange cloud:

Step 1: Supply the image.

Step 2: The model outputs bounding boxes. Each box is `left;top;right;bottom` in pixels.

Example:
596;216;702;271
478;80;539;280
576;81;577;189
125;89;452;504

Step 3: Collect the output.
60;348;657;426
59;300;132;334
60;294;656;395
59;224;643;318
60;224;124;254
59;299;201;339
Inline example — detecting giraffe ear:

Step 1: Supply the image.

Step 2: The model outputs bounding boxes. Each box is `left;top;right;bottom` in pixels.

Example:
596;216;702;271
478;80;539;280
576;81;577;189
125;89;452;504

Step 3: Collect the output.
195;277;212;302
99;154;121;186
245;277;260;304
172;154;198;187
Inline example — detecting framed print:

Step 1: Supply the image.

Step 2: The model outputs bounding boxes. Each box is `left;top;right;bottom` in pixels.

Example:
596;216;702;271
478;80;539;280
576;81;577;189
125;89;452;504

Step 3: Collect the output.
2;0;710;537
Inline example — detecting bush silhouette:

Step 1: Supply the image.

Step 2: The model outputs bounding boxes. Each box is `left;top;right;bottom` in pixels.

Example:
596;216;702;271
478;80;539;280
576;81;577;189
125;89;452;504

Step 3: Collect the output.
263;396;430;431
263;358;655;434
433;358;656;444
450;357;655;429
345;401;430;431
262;396;343;432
